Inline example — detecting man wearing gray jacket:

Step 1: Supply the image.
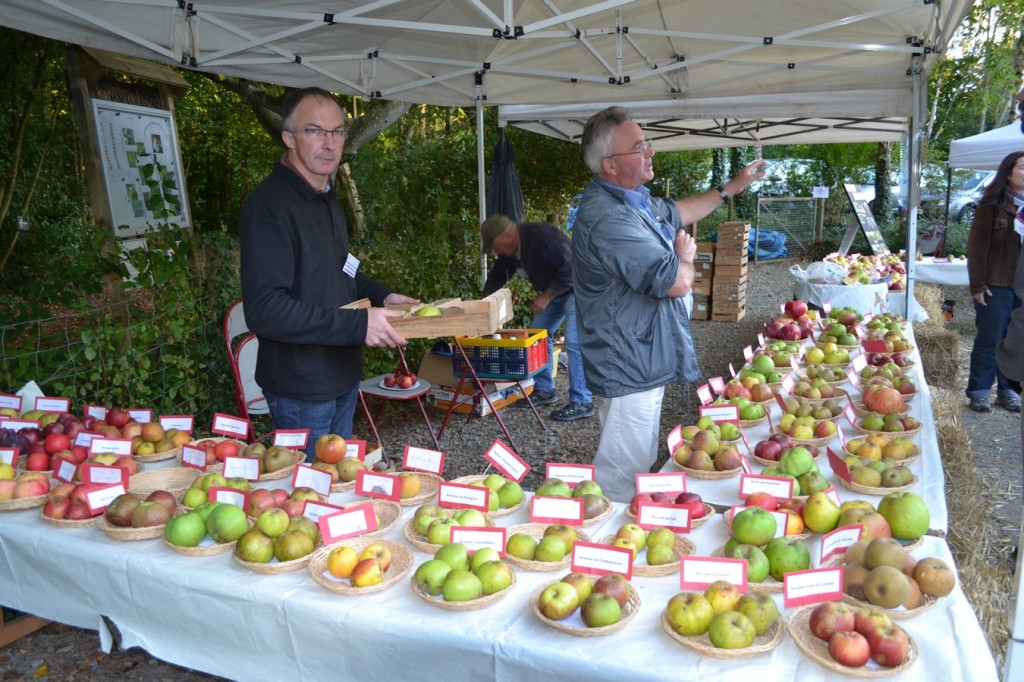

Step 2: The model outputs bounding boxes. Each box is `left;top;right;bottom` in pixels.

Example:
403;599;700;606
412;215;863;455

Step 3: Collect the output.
571;106;766;501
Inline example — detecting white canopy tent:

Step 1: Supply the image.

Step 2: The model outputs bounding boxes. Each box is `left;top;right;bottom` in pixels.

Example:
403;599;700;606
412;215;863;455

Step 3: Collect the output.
948;122;1024;170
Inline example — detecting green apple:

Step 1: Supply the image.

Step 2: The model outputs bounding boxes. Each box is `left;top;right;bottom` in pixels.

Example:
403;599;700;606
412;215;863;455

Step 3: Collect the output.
414;559;452;595
724;543;771;583
535;478;572;497
571;480;603;498
482;473;507;491
534;535;568;562
763;537;811;581
802;492;841;533
646;543;676;566
646;527;676;551
497;481;524;507
470;547;501;572
427;517;457;545
580;592;621;627
442;568;483;601
474;560;513;595
435;542;470;570
505;532;538;560
614;523;647;551
452;508;487;527
779;447;814;477
877;491;930;541
537;581;580;620
730;508;777;546
255;507;290;538
735;591;779;636
708;610;757;649
665;592;714;636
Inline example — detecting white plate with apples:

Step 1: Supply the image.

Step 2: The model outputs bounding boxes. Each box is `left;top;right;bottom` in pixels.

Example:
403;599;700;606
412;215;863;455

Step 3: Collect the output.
379;376;420;391
786;604;918;675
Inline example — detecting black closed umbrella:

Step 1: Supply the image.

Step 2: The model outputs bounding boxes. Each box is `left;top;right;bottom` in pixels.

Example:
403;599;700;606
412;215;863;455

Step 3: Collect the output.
486;128;525;223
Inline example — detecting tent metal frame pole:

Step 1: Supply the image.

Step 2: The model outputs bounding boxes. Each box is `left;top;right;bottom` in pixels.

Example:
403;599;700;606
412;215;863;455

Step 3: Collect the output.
476;97;487;287
904;62;923;320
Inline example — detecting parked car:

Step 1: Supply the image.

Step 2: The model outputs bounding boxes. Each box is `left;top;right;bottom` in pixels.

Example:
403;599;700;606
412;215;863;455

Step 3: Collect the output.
921;170;994;224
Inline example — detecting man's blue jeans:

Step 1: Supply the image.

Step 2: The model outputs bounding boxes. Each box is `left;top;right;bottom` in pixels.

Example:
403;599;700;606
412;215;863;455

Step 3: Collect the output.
530;292;592;405
967;286;1022;401
264;388;359;462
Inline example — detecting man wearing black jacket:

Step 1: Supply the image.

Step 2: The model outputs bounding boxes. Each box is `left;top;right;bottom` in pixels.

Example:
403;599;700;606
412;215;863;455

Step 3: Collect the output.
240;87;417;460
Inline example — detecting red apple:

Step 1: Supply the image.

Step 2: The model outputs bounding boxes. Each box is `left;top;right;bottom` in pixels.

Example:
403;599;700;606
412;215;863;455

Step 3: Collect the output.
628;493;655;516
214;439;240;462
383;374;397;388
42;494;71;519
784;299;808;319
43;432;70;454
674;491;706;519
829;630;871;667
809;601;856;641
24;451;51;471
778;497;805;515
65;499;94;520
866;624;911;667
314;433;348;464
106;408;131;429
592;574;630;608
744;492;779;511
753;439;782;462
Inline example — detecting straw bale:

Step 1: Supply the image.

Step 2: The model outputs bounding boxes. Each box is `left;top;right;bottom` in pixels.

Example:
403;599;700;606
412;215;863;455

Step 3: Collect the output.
914;283;945;329
914;324;959;386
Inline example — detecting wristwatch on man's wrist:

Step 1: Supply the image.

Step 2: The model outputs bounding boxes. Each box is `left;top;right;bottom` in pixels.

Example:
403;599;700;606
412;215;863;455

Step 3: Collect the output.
716;185;730;201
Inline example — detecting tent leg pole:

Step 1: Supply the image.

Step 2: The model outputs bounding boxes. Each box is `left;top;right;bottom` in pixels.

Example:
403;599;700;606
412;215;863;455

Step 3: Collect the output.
477;99;487;288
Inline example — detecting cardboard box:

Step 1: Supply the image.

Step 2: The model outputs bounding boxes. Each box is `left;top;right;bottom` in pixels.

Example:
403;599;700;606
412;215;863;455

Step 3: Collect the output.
692;278;712;295
416;352;531;416
343;288;514;340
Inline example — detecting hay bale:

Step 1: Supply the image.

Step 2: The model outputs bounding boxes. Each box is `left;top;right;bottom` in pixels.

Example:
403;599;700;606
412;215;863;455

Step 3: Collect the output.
914;283;945;328
914;324;959;385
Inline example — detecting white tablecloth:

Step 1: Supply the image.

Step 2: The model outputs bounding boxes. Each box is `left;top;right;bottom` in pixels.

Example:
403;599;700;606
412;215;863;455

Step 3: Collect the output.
792;281;928;323
913;260;969;287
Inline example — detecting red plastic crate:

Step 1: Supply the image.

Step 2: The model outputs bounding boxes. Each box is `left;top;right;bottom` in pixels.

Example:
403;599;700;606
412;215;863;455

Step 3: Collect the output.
452;329;548;379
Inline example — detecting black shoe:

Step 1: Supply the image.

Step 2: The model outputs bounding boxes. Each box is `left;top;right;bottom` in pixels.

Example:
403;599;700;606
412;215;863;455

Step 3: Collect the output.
517;389;556;407
996;396;1021;413
968;399;992;413
550;402;596;422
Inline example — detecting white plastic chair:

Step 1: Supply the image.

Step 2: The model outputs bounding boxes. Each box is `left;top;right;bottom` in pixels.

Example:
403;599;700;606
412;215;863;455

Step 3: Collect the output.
223;301;269;441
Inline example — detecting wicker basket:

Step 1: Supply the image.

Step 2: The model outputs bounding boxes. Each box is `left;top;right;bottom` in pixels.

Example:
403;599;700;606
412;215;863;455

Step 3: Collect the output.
307;538;413;595
161;535;238;557
794;371;848;387
233;536;322;574
40;511;99;528
531;578;640;636
410;566;517;610
128;467;200;497
842;437;921;465
257;449;306;482
597;534;696;577
447;474;526;518
838;473;919;496
854;422;923;438
180;437;246;469
397;472;443;507
502;523;592;571
774;429;838;449
792;388;850;406
0;488;52;511
96;512;174;540
840;591;938;620
668;458;743;480
851;400;911;419
738;414;769;429
134;445;181;463
661;608;784;658
330;462;396;493
402;515;496;554
786;605;918;676
625;501;716;529
581;496;614;526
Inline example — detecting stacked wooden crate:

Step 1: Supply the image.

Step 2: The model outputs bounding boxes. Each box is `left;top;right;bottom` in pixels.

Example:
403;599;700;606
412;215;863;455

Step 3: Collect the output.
711;222;750;321
691;242;715;320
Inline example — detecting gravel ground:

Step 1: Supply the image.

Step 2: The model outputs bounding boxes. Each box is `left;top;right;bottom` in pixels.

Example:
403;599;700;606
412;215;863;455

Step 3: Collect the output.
2;258;1020;681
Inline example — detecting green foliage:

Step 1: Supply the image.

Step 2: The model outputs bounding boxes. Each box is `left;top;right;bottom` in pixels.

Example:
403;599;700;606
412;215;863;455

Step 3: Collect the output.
943;220;971;258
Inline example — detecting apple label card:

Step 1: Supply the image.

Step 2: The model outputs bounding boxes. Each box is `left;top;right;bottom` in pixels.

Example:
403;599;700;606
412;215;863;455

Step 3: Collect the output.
85;483;126;515
822;302;832;316
81;463;128;487
159;415;194;433
739;454;753;475
35;396;70;413
52;456;77;483
780;372;796;394
89;438;133;457
0;419;38;431
743;345;754;362
823;486;842;506
180;444;208;470
709;376;726;395
738;473;794;499
211;412;249;439
208;486;249;509
699;404;739;423
483;439;530;482
451;526;506;555
837;427;847;448
545;463;595;487
0;393;21;410
317;503;377;543
354;469;401;501
729;362;737;378
774;391;789;412
0;447;17;467
696;384;713;405
570;542;633;579
292;464;333;497
402;445;445;476
666;425;683;455
75;431;101;448
679;557;747;591
127;408;153;423
274;429;309;450
827;448;852;482
529;496;584;525
842;401;858;427
820;525;863;565
437;481;489;511
636;472;686;495
783;567;844;608
84;404;107;420
861;339;888;353
222;455;260;481
636;502;691;533
345;440;368;460
301;500;345;524
758;331;768;347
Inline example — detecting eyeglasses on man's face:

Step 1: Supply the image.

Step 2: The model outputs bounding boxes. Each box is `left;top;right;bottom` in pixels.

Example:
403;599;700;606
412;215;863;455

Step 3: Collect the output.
291;126;348;141
607;139;653;159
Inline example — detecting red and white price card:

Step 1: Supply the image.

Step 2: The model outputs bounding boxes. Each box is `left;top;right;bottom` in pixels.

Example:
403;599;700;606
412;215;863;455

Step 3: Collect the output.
699;403;739;423
666;425;683;455
127;408;153;424
180;444;209;470
81;463;128;488
403;445;445;476
483;439;530;482
708;376;726;395
0;447;17;467
211;412;249;439
0;419;37;431
851;353;869;372
85;483;126;515
354;469;401;501
827;448;852;482
570;542;633;579
302;500;346;524
35;396;70;413
159;415;194;433
696;384;713;405
784;567;845;609
292;464;333;497
89;438;133;457
822;485;842;507
451;526;506;555
743;345;754;362
779;372;796;394
758;332;767;347
0;393;22;411
52;456;77;483
820;525;863;565
545;463;595;487
345;440;368;460
208;486;249;509
635;502;691;533
636;472;686;495
317;502;378;543
84;404;107;420
75;431;102;448
529;495;584;525
822;302;833;316
679;557;747;591
437;481;489;511
843;401;858;426
728;362;737;378
738;473;795;499
861;339;888;353
222;455;261;481
274;429;309;450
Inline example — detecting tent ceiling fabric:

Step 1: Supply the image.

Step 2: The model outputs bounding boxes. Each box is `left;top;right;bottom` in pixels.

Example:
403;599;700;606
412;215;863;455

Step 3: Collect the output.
2;0;969;115
949;123;1024;171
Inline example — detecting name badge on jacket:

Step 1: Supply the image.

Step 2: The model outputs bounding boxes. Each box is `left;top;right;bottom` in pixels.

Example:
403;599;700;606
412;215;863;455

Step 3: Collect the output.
343;253;360;278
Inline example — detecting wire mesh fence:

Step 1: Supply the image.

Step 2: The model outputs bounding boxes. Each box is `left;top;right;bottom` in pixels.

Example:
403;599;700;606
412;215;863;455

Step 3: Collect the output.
755;197;819;259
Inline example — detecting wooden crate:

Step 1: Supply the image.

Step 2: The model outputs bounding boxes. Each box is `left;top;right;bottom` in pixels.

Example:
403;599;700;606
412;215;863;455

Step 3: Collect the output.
343;288;514;340
714;263;748;279
692;278;712;295
0;608;49;646
691;294;711;320
711;306;746;322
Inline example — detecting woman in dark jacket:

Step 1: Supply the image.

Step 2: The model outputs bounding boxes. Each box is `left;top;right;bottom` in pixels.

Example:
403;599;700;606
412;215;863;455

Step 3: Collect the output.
965;150;1024;412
